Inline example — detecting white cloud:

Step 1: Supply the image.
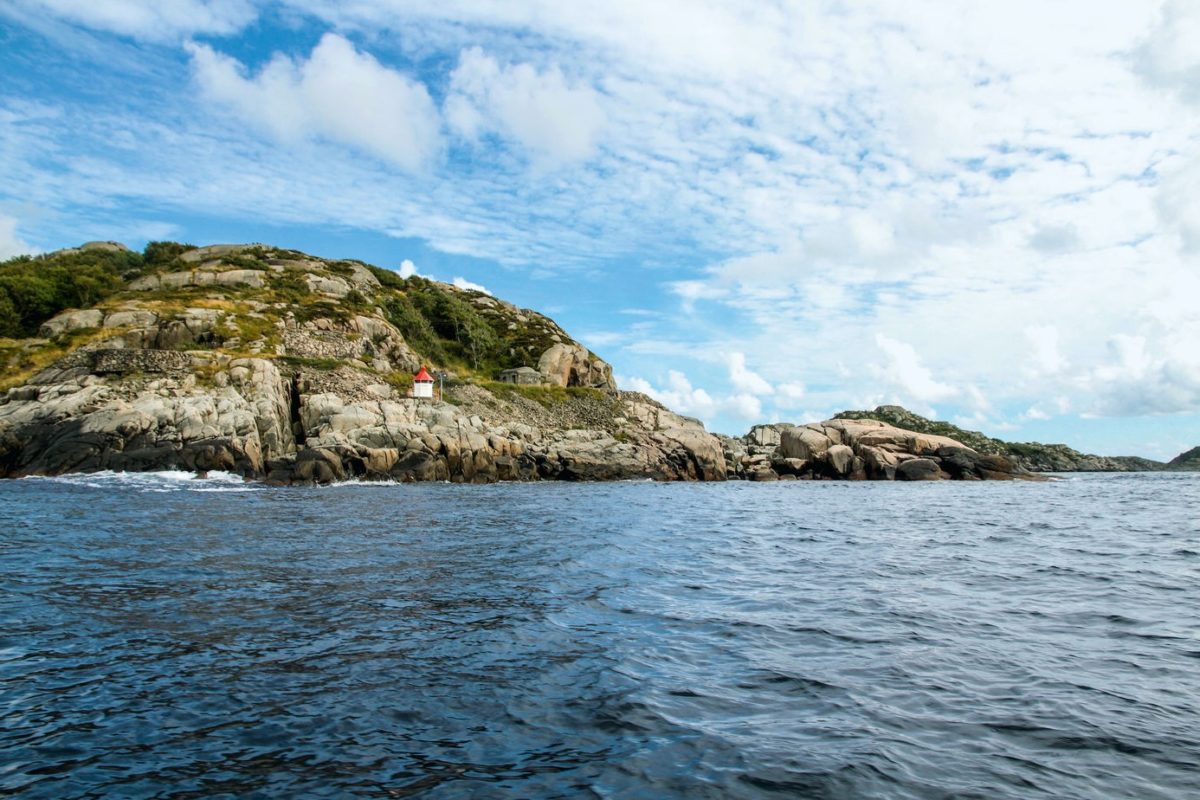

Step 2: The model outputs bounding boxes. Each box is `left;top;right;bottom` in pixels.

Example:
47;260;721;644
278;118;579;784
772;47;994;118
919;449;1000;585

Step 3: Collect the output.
623;370;716;419
452;276;491;295
1029;223;1081;254
6;1;1200;447
1157;153;1200;253
775;382;806;407
185;34;441;172
871;334;957;407
1082;330;1200;416
1134;0;1200;106
1025;325;1067;377
395;259;419;279
721;393;762;421
622;368;765;430
726;352;773;395
0;215;32;259
9;0;255;40
446;47;606;165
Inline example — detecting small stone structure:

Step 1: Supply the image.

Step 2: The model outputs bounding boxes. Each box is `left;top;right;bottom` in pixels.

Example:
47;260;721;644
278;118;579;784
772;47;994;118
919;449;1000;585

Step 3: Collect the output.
498;366;544;385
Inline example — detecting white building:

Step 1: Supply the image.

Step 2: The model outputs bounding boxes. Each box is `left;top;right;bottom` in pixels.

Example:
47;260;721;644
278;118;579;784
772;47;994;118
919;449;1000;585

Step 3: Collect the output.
412;366;434;399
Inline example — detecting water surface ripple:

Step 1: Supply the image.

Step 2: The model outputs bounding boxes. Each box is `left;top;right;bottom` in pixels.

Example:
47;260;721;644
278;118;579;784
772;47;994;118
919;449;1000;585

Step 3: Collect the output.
2;473;1198;798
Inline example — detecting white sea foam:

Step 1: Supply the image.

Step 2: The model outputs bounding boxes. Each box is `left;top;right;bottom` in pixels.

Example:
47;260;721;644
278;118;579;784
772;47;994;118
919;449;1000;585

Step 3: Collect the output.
23;470;256;493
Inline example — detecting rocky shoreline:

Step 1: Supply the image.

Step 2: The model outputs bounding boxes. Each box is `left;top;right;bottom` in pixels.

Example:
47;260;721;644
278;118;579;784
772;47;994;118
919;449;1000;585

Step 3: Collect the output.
0;241;1188;485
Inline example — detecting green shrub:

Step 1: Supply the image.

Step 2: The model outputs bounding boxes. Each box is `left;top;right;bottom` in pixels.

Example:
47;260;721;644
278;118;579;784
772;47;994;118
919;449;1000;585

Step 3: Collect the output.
0;248;141;336
367;265;406;289
142;241;195;272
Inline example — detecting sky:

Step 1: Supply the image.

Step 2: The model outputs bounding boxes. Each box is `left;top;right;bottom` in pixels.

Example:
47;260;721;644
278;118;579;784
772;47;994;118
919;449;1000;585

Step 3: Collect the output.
1;0;1198;458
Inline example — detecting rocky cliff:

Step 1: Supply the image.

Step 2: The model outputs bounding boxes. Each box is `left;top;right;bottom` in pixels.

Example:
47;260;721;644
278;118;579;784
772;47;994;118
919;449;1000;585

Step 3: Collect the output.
0;242;722;483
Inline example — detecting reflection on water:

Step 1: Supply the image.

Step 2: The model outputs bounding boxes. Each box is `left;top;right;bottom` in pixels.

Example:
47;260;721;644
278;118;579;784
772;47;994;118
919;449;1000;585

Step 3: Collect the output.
2;473;1199;798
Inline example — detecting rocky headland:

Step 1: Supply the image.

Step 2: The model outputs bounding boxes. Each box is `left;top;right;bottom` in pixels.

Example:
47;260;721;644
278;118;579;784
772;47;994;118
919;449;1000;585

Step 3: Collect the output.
0;241;1191;484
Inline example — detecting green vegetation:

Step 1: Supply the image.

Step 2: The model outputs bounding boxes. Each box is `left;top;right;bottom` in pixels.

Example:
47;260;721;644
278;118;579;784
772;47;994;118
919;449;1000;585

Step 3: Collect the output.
403;277;499;371
366;265;406;289
0;246;145;337
0;327;126;391
279;355;343;370
479;381;604;408
142;241;196;271
0;240;606;399
219;253;268;271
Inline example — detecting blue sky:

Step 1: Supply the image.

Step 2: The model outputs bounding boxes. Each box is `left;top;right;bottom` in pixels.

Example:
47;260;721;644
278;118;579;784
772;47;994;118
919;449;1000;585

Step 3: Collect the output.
1;1;1199;458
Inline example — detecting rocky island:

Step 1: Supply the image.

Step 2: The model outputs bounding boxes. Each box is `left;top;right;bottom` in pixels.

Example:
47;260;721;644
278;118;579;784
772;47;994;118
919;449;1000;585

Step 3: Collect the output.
0;241;1191;484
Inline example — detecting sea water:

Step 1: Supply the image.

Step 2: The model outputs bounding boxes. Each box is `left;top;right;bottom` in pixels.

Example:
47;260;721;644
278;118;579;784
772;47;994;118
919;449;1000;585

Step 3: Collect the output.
1;473;1198;798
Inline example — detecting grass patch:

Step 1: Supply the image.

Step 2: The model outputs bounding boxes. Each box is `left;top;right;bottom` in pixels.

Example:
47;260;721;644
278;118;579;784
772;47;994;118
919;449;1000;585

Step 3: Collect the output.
278;355;343;371
478;381;603;408
0;327;128;391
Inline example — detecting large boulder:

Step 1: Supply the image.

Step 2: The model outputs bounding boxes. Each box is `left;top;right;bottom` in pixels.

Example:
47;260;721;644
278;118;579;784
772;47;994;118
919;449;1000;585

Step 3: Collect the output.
39;309;104;337
779;425;834;461
537;343;616;389
826;444;854;475
896;458;944;481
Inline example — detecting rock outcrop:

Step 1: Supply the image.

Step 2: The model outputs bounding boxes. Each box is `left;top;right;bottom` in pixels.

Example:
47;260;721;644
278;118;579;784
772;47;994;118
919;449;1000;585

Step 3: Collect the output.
0;241;719;484
834;405;1168;473
537;343;614;389
722;417;1033;481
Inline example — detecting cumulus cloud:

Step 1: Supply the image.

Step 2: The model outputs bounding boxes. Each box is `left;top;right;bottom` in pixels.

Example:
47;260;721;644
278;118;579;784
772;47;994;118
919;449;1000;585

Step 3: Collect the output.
722;393;762;421
9;0;255;40
185;34;441;172
452;276;491;295
1134;0;1200;106
0;215;32;259
1083;331;1200;416
446;47;606;165
1156;154;1200;253
775;381;806;407
726;352;773;395
622;369;765;429
623;371;716;419
395;259;419;279
871;334;957;406
1025;324;1067;377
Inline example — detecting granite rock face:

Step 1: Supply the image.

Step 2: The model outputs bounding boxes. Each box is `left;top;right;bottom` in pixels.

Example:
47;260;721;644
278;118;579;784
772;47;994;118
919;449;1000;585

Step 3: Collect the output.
0;345;725;484
0;241;724;484
834;405;1167;473
722;417;1032;481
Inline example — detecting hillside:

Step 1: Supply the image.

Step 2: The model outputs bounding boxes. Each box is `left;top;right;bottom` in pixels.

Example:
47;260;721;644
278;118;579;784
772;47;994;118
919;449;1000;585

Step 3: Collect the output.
0;240;612;392
834;405;1168;472
1167;446;1200;472
0;241;724;483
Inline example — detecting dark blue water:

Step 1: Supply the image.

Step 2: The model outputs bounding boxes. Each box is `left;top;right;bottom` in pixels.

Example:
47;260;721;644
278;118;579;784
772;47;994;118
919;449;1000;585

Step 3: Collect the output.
2;473;1198;799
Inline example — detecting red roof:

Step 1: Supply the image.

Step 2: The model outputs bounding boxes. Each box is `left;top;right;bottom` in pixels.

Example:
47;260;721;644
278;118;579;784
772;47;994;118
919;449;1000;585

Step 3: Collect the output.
413;366;434;382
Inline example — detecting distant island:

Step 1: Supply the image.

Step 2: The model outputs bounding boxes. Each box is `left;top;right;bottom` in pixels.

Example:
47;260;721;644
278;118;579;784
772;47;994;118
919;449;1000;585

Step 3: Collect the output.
0;241;1194;484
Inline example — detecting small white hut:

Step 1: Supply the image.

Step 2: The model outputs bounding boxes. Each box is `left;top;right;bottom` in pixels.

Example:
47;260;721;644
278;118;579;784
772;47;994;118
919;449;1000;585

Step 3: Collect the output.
412;366;435;399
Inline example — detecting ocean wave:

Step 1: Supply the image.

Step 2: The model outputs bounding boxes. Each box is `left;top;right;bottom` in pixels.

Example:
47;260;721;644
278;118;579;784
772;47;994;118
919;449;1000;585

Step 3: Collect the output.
22;469;256;493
